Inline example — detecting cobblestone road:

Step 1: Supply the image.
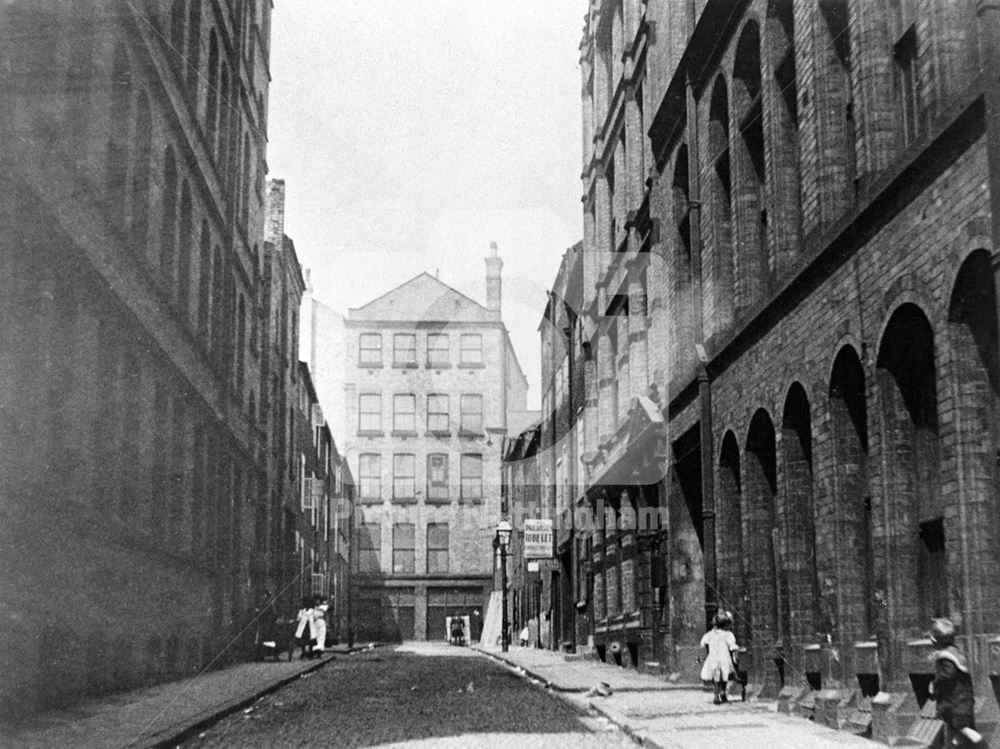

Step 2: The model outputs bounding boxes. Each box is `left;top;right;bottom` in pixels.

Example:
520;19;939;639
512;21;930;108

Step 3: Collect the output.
183;643;636;748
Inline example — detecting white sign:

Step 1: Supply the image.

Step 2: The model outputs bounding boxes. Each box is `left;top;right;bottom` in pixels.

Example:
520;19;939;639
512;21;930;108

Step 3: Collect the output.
523;518;553;559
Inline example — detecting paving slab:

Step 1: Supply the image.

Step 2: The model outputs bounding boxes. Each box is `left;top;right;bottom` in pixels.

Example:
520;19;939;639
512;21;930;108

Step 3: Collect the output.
476;644;875;749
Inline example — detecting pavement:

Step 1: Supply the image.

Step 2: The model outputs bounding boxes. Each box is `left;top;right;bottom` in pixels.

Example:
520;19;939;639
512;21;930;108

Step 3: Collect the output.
2;644;365;749
476;643;876;749
2;642;881;749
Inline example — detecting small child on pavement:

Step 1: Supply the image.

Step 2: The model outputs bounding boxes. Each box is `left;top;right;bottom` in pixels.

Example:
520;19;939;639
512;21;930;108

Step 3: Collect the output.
700;611;739;705
927;618;983;746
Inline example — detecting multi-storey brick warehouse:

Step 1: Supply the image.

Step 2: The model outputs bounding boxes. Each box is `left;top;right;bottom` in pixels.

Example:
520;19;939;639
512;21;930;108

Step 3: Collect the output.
512;0;1000;744
0;0;293;717
345;252;533;642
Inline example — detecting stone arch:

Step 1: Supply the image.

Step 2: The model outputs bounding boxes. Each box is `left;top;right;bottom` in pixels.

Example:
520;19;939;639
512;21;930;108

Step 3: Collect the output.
671;144;695;377
876;303;943;635
765;0;800;274
108;43;132;229
946;249;1000;629
159;146;178;284
744;408;781;690
779;383;819;658
732;19;768;312
131;92;152;251
717;430;746;645
828;344;875;642
707;75;734;336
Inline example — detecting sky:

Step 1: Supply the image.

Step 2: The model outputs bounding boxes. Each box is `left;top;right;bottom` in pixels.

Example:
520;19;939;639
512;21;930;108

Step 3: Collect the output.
267;2;587;410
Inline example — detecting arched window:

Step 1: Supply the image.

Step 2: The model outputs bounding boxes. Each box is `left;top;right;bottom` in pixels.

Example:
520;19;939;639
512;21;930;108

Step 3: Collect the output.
241;132;251;228
131;92;152;253
818;0;855;217
107;44;132;230
160;147;178;285
732;21;767;311
707;76;734;336
169;0;186;63
198;221;212;341
671;145;695;378
211;246;225;357
177;180;193;318
236;294;246;393
185;0;202;92
206;32;219;152
766;0;800;274
218;65;230;178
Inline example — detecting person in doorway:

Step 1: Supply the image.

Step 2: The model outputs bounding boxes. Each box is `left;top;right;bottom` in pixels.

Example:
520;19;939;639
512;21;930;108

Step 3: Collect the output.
700;610;739;705
519;625;530;647
927;618;983;746
312;598;329;657
294;596;315;660
450;617;465;646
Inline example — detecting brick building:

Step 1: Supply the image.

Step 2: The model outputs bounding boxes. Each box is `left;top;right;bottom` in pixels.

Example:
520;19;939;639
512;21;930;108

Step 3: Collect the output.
289;363;353;644
0;0;298;717
508;0;1000;743
346;249;531;642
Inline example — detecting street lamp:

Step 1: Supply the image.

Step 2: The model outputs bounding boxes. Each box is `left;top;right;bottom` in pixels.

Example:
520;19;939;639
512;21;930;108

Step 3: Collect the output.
493;519;512;652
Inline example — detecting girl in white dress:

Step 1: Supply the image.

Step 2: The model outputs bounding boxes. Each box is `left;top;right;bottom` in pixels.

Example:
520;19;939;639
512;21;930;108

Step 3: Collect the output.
700;611;739;704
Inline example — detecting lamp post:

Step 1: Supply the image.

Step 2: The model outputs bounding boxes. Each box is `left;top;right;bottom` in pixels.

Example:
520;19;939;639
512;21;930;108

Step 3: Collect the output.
493;519;512;652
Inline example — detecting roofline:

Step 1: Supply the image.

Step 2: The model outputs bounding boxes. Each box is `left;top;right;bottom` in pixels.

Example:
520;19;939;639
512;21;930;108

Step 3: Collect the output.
346;271;491;318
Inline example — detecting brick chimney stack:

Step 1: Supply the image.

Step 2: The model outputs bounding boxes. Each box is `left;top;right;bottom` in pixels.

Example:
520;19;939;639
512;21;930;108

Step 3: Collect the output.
485;241;503;319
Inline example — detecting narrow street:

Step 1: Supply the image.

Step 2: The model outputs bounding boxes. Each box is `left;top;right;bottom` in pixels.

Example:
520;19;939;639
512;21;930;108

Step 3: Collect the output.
182;644;635;748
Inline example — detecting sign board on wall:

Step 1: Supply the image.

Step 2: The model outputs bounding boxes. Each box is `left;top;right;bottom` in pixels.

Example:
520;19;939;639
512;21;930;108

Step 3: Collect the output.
523;518;554;559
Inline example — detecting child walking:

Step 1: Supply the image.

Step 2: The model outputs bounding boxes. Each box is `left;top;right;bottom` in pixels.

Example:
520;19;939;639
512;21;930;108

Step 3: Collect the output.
700;610;739;705
927;618;983;746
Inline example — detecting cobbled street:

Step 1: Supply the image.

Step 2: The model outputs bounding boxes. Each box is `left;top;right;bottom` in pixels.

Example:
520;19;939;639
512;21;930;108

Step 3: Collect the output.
182;644;636;748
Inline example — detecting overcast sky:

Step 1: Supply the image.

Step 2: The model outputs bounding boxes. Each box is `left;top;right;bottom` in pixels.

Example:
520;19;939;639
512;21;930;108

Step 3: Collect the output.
267;2;586;410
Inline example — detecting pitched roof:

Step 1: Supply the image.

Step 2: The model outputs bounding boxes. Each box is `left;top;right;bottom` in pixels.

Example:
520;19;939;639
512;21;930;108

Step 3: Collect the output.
347;272;495;323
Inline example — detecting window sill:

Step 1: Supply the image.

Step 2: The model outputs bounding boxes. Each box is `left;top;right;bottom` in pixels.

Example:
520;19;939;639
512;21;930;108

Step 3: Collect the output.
458;362;485;369
392;362;418;369
358;497;383;505
425;362;452;369
425;430;453;438
425;495;451;505
357;430;384;438
390;497;418;505
357;362;383;369
458;429;485;439
459;498;484;506
391;430;418;438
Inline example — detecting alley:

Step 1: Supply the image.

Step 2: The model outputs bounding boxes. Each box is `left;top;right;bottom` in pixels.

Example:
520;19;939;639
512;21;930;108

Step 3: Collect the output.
182;644;634;748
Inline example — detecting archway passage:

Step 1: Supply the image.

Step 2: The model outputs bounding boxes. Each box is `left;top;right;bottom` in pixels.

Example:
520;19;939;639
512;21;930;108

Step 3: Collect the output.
780;384;818;651
828;346;874;643
947;250;1000;628
877;304;942;633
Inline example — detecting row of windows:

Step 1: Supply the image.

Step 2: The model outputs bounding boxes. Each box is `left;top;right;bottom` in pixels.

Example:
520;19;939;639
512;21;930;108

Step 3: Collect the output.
358;393;483;434
357;453;483;502
357;522;450;574
359;333;483;367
